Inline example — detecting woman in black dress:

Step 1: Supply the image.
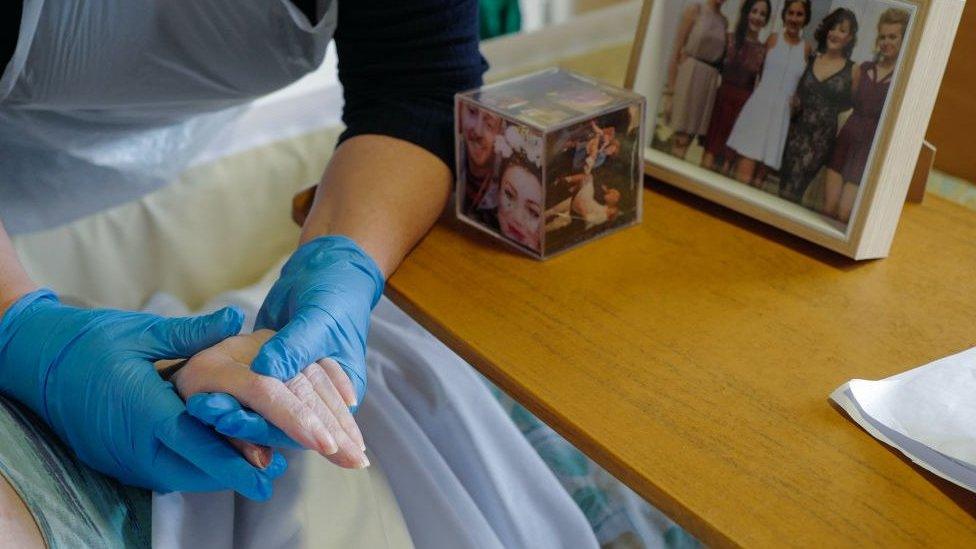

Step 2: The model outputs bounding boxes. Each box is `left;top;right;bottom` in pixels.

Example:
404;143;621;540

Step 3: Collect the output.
778;8;859;205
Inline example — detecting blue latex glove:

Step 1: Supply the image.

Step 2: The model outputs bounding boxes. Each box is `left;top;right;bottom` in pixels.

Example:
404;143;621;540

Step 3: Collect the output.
252;235;385;407
185;236;383;452
186;392;302;449
0;289;286;500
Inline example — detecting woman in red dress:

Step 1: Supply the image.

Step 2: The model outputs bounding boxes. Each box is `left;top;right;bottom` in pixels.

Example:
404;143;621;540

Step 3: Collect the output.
701;0;771;174
823;8;910;223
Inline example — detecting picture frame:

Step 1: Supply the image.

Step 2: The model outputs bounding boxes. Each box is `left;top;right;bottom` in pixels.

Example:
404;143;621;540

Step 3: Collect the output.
625;0;964;259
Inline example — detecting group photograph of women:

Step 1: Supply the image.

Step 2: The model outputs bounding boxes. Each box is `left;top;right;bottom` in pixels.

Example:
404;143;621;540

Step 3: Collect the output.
649;0;914;228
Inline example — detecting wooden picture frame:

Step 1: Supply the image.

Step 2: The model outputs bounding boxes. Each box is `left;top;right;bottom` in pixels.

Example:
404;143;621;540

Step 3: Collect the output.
625;0;964;259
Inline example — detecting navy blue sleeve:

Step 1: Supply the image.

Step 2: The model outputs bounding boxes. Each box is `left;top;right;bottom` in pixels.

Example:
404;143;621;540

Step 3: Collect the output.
333;0;488;170
0;2;22;71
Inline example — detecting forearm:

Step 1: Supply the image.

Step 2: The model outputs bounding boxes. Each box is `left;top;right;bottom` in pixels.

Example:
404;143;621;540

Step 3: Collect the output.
300;134;452;277
667;53;681;90
668;8;697;90
0;219;37;317
315;0;482;278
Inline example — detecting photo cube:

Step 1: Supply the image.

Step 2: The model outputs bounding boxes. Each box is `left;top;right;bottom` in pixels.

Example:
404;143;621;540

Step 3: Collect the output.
455;68;646;259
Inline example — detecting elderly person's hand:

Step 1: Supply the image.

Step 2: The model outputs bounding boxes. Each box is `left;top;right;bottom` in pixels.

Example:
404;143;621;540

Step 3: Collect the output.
177;329;368;470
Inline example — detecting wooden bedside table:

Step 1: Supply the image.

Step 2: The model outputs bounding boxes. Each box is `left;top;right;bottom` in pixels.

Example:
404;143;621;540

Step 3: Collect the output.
378;30;976;546
386;181;976;546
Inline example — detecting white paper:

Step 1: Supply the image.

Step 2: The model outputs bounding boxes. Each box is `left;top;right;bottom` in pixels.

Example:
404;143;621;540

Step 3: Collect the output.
831;345;976;493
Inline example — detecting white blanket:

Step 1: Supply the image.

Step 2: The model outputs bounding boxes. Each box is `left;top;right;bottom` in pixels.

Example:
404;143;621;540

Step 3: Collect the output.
146;267;598;549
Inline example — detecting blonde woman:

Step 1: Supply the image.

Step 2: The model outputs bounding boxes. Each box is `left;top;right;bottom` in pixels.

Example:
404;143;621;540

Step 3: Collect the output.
822;8;910;223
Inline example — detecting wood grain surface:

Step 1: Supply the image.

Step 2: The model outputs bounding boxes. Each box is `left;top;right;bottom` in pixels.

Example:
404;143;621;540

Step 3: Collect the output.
386;182;976;547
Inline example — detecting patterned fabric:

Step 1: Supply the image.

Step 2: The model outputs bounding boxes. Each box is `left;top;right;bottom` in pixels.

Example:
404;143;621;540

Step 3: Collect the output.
928;171;976;210
485;383;700;549
779;56;854;203
0;395;151;548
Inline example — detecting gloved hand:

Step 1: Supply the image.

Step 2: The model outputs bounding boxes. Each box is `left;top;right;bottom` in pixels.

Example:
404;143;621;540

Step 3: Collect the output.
187;392;303;449
251;235;385;408
0;289;286;500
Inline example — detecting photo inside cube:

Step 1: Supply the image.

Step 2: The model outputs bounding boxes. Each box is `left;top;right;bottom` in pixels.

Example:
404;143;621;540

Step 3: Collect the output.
544;106;642;254
459;102;544;253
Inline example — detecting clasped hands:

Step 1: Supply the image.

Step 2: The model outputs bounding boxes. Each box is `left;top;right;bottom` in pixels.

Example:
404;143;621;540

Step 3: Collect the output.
176;329;369;472
0;236;384;501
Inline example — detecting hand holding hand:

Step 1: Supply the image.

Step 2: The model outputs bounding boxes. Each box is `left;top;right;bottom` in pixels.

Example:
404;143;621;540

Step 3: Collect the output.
178;330;369;469
251;236;385;409
0;290;284;500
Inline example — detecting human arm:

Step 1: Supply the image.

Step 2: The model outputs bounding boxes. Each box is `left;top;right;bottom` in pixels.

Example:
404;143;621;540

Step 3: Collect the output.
667;4;700;92
793;51;815;114
248;0;486;406
0;219;37;318
0;473;43;549
726;31;736;62
299;136;453;276
754;33;778;89
301;0;486;272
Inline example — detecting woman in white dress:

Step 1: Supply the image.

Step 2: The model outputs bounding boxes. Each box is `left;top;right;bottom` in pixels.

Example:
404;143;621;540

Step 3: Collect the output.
726;0;813;189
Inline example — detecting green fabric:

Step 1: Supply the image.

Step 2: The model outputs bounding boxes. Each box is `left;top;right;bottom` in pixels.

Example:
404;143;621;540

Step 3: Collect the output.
479;0;521;39
0;395;151;548
486;381;701;548
927;171;976;211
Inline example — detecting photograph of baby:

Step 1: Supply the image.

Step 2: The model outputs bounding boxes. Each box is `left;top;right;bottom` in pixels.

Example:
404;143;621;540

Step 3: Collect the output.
458;101;545;253
650;0;914;228
544;106;642;254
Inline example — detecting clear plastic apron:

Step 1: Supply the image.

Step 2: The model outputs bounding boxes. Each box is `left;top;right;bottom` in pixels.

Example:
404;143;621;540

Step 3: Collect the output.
0;0;335;234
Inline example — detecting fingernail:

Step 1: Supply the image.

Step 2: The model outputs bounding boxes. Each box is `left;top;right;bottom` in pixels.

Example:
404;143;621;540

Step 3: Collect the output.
229;438;270;470
358;454;371;469
318;433;339;456
256;447;272;469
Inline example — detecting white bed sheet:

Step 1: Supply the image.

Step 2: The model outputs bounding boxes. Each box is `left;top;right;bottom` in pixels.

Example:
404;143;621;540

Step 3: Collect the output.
144;264;597;549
